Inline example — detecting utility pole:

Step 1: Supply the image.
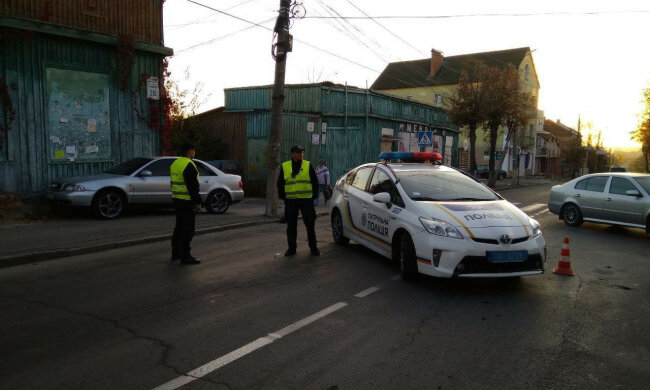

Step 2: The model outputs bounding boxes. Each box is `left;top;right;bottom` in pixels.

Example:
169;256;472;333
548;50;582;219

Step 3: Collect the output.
265;0;292;217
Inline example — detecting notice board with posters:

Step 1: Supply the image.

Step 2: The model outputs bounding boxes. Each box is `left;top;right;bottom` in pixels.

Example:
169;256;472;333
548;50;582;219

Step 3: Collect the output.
46;68;111;162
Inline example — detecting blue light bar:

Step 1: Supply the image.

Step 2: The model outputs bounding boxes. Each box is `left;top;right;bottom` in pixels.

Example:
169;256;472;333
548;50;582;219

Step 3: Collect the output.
379;152;443;163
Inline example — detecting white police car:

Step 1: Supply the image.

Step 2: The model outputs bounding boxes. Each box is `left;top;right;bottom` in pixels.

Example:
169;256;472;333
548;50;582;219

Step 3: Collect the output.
328;152;546;279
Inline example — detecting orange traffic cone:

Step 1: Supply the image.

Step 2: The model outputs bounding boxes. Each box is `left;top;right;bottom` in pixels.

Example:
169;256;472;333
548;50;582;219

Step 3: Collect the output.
552;236;575;276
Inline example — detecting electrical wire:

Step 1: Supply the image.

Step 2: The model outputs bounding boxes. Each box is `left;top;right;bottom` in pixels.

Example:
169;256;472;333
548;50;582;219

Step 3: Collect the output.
302;10;650;19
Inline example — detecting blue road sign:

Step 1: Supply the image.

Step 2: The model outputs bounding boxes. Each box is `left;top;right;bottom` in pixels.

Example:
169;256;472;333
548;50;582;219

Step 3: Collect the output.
417;131;433;146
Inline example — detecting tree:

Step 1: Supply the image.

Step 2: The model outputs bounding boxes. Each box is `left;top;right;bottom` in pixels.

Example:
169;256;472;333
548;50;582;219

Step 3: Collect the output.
483;65;533;187
630;87;650;172
447;61;490;173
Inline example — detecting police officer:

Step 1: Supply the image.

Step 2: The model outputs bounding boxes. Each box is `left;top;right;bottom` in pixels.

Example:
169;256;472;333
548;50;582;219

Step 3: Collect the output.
277;145;320;257
170;143;202;264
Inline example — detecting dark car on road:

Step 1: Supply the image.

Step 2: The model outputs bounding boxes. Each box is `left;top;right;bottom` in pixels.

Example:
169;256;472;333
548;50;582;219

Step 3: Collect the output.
478;165;508;180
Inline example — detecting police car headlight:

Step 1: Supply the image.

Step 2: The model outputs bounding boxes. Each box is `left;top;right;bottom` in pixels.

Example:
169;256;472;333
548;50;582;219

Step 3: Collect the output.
419;217;463;239
529;217;542;237
62;183;86;192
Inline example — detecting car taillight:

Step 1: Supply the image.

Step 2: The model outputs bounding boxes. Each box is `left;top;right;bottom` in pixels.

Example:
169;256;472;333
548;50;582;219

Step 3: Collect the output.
238;180;243;189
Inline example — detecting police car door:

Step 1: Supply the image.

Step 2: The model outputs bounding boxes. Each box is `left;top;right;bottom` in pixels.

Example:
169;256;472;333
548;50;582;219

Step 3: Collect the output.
366;167;400;246
345;167;375;243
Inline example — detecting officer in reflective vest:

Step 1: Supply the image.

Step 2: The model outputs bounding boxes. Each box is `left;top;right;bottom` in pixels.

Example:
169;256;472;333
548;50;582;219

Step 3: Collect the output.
277;145;320;257
170;142;202;264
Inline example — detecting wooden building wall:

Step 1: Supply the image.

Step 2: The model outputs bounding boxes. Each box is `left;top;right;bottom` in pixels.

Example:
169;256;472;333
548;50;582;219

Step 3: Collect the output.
0;29;163;196
0;0;163;44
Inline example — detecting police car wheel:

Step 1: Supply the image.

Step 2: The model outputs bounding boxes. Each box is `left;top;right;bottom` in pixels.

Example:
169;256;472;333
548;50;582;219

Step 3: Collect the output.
205;190;230;214
399;233;418;280
331;209;349;245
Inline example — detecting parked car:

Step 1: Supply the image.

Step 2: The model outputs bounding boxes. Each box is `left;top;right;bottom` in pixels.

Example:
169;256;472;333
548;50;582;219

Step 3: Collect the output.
548;172;650;232
205;160;244;176
329;152;546;280
47;157;244;219
478;165;508;180
609;166;627;172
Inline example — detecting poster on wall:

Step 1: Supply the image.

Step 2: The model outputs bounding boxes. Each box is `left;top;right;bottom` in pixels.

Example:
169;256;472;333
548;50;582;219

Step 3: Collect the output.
432;135;443;153
311;133;320;145
445;136;453;165
46;68;111;161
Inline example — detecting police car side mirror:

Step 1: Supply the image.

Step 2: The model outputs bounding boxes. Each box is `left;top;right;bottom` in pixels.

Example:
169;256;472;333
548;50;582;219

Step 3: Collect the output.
373;192;392;208
139;170;152;178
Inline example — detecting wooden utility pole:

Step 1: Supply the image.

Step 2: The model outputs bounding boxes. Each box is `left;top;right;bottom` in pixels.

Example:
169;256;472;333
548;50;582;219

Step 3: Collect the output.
265;0;292;217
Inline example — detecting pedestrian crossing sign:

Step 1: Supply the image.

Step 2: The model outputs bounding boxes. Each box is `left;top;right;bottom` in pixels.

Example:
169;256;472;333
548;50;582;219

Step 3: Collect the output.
417;131;433;146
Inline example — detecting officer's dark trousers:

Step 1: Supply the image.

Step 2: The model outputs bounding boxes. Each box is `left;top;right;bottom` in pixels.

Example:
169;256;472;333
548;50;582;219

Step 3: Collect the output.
172;198;195;258
285;198;317;251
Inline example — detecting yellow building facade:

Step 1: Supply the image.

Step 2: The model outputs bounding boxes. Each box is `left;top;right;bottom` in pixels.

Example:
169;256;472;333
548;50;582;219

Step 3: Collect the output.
372;47;541;176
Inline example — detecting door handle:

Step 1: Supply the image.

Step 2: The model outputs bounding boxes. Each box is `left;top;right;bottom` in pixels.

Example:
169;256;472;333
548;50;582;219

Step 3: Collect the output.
575;194;581;197
605;197;611;201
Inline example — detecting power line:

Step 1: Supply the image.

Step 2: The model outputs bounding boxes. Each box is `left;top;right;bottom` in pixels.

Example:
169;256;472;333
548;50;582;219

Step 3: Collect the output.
343;0;424;57
302;10;650;19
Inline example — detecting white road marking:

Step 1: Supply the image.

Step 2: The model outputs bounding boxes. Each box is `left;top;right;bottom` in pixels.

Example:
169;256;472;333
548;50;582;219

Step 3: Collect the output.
152;302;348;390
354;286;381;298
520;203;547;214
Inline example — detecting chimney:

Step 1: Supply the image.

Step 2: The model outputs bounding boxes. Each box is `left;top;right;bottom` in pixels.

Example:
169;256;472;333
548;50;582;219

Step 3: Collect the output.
430;49;444;77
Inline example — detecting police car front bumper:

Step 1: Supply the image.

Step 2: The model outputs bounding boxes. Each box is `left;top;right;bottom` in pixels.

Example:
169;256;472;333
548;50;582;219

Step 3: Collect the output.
411;230;546;278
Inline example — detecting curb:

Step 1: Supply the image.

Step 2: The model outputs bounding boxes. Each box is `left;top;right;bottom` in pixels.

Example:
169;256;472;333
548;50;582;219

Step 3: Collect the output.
0;210;331;269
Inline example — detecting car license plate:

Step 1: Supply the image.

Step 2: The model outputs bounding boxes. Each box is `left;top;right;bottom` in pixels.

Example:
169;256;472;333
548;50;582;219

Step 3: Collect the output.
487;250;528;263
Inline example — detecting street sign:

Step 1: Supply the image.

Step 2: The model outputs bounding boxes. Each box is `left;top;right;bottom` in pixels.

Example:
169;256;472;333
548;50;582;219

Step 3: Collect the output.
417;131;433;146
146;77;159;100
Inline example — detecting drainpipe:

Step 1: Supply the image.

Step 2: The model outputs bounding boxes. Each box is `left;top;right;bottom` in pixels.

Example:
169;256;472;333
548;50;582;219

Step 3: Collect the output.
345;82;348;133
365;81;369;139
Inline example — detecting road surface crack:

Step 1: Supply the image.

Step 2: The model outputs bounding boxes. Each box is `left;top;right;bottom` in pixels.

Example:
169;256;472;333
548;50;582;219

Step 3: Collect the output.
0;294;185;377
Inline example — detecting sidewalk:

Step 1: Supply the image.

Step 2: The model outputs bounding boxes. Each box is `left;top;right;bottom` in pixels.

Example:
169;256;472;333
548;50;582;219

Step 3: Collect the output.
0;177;556;268
0;198;330;268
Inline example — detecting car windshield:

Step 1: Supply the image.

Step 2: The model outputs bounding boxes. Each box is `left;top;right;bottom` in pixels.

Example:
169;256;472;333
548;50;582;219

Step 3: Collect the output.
396;170;499;201
104;158;152;175
632;176;650;194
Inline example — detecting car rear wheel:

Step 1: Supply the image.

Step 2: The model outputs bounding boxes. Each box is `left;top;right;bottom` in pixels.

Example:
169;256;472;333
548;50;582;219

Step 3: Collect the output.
399;233;418;281
331;209;349;245
561;203;583;227
205;189;230;214
92;190;125;220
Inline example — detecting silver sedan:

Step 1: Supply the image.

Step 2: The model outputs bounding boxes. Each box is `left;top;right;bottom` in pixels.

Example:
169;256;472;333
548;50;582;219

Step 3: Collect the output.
548;172;650;232
47;157;244;219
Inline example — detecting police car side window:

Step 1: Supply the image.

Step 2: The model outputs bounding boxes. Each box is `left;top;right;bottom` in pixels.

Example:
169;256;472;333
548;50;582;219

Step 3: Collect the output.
368;169;393;194
368;169;405;207
351;167;374;190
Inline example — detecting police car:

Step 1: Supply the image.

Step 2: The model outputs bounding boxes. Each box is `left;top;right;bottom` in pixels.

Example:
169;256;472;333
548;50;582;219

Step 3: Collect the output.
328;152;546;279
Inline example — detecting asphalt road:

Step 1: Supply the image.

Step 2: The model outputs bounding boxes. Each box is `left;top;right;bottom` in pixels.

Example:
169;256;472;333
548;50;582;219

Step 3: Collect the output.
1;183;649;389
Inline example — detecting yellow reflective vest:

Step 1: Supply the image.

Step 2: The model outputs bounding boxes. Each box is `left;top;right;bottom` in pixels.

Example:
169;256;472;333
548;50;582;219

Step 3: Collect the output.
283;160;312;199
170;157;199;200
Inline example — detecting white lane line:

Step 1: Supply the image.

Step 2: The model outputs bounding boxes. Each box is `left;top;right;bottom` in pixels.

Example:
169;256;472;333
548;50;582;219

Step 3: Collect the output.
532;209;549;217
272;302;348;338
153;302;348;390
520;203;547;213
354;286;381;298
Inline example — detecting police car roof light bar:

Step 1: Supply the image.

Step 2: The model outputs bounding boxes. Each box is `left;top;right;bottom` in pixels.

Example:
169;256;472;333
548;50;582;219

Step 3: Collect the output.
378;152;443;164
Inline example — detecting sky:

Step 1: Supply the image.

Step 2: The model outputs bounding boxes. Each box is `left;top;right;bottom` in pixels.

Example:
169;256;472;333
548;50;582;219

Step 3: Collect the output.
163;0;650;149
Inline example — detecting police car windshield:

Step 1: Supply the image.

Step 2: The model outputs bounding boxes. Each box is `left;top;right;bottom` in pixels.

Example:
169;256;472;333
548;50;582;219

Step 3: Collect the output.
397;170;498;201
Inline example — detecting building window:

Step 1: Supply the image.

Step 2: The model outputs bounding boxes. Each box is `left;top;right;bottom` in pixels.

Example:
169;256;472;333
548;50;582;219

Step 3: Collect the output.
524;64;530;80
434;94;442;107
